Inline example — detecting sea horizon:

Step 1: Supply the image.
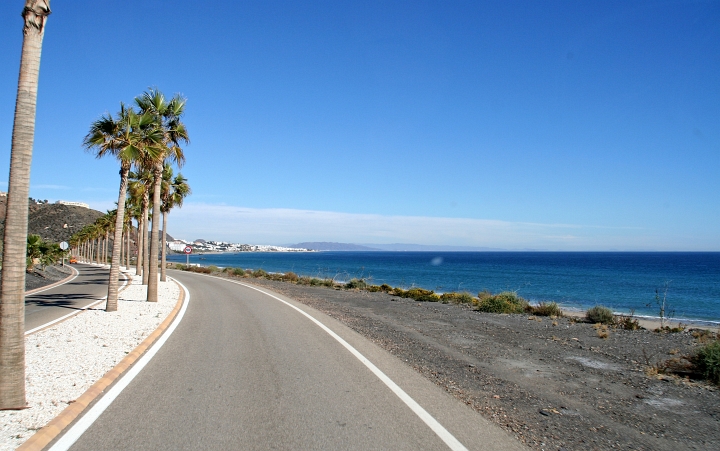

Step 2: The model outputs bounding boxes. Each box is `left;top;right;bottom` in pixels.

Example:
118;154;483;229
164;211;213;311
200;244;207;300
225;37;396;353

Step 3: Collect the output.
168;251;720;326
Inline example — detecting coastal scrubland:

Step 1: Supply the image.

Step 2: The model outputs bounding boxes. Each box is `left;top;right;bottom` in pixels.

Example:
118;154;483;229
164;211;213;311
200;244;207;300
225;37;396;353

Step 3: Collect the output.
172;263;720;450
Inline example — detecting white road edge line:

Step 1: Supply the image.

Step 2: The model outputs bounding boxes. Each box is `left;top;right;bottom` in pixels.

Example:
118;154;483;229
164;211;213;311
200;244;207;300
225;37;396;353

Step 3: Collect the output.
48;277;190;451
231;278;469;451
25;269;131;336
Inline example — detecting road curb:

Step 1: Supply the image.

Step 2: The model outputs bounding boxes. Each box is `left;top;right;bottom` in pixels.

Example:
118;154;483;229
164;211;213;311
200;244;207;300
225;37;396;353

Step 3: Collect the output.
17;278;186;451
24;266;78;296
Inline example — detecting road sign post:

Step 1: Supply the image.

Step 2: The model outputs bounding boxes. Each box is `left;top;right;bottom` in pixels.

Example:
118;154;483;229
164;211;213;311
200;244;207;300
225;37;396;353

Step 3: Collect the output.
184;245;192;266
59;241;69;266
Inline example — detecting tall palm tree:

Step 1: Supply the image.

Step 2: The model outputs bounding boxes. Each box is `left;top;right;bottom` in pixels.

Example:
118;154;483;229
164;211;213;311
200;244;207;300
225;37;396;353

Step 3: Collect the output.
124;197;140;269
84;105;162;311
160;167;191;281
123;198;137;269
0;0;51;410
135;89;188;302
129;169;154;284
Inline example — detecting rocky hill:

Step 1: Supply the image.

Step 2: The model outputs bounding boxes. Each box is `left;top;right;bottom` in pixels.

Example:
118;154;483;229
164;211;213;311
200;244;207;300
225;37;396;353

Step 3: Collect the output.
0;196;173;245
0;197;103;243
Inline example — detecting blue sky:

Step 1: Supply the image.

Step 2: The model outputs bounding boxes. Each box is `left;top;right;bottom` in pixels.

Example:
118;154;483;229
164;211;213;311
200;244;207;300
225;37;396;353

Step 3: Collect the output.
0;1;718;250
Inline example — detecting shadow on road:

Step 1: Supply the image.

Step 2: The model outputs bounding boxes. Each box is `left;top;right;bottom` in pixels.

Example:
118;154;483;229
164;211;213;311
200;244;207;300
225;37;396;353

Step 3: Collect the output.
25;293;100;310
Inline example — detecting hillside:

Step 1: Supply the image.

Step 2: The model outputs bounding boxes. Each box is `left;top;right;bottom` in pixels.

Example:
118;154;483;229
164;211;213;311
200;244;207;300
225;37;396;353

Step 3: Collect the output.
0;197;103;243
0;197;174;245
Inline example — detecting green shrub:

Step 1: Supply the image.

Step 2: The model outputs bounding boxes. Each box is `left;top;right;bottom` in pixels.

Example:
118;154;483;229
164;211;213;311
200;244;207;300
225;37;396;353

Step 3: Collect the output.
232;267;245;276
221;267;232;273
476;291;528;314
477;290;493;303
252;268;268;278
586;306;614;325
283;271;299;282
391;287;406;297
308;277;322;286
345;278;368;289
380;284;393;292
174;264;188;271
366;285;382;292
403;288;440;302
440;292;475;305
207;265;219;273
531;301;563;317
693;340;720;385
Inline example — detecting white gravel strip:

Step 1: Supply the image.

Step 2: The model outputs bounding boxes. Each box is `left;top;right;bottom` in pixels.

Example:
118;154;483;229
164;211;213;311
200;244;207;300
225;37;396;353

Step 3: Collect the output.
0;274;180;451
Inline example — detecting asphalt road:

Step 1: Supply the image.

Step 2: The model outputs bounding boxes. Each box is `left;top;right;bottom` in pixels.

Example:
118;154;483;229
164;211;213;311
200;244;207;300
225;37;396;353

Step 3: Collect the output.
64;270;523;451
25;263;123;332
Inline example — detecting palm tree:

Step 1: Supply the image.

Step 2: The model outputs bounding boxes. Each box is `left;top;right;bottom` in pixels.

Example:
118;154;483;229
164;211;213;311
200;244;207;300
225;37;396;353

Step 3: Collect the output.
135;89;188;302
84;105;162;311
160;166;191;281
124;197;140;270
0;0;51;410
129;169;154;284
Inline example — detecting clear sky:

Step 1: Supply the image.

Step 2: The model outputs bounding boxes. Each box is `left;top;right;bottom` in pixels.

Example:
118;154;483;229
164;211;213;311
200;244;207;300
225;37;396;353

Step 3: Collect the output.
1;1;718;250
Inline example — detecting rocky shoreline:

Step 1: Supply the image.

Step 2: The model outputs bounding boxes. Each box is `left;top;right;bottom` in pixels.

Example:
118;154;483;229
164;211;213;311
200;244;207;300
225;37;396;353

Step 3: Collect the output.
242;277;719;451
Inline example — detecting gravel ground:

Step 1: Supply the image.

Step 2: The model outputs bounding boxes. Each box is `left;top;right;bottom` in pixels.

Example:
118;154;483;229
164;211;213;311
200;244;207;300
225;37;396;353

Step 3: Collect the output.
0;274;180;451
242;277;720;451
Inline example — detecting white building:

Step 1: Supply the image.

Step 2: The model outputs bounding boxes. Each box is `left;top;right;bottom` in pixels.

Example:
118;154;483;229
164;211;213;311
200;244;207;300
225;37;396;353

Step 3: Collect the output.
167;240;190;252
56;200;89;209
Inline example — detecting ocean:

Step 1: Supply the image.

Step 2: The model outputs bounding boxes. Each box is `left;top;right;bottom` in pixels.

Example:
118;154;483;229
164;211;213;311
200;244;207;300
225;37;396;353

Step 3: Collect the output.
166;251;720;325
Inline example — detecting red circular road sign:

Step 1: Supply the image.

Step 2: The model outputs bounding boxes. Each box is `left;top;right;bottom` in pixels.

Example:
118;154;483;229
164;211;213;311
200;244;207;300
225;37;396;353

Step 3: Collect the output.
183;246;192;254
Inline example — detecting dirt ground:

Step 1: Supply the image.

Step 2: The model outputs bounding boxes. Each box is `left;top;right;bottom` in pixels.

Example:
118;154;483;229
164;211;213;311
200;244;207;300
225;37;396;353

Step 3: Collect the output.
0;264;73;292
243;277;719;451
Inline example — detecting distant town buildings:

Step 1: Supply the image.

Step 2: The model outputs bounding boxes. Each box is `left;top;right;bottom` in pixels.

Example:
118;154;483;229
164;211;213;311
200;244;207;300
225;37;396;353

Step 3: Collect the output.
56;200;89;209
167;239;311;253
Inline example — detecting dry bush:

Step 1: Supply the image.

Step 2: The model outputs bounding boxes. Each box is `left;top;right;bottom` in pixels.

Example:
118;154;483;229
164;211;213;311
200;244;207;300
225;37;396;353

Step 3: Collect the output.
530;301;562;317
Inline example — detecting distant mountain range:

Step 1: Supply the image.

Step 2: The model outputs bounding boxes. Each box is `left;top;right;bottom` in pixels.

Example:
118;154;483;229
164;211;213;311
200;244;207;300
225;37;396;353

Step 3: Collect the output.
288;242;509;252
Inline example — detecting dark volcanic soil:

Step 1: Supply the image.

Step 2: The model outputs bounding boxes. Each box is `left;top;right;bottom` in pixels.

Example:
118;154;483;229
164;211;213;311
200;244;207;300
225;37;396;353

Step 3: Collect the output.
0;264;74;292
243;278;719;451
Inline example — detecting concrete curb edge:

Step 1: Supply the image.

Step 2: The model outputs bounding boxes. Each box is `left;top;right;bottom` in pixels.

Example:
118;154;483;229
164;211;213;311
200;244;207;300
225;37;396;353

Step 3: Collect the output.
17;278;186;451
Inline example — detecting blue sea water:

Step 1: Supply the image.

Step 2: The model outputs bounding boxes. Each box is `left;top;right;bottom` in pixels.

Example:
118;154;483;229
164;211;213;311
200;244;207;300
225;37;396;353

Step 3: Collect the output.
167;252;720;324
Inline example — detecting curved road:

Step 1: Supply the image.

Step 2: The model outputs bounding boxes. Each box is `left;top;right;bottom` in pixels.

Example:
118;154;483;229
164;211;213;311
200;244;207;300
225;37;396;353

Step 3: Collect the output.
61;270;523;450
25;263;126;332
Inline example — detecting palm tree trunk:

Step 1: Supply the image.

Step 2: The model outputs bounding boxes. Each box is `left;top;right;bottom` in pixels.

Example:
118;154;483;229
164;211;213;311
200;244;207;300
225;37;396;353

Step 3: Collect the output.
104;231;109;264
160;209;168;282
135;216;143;276
0;2;51;407
147;163;162;301
126;226;131;269
142;195;150;285
106;165;129;312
